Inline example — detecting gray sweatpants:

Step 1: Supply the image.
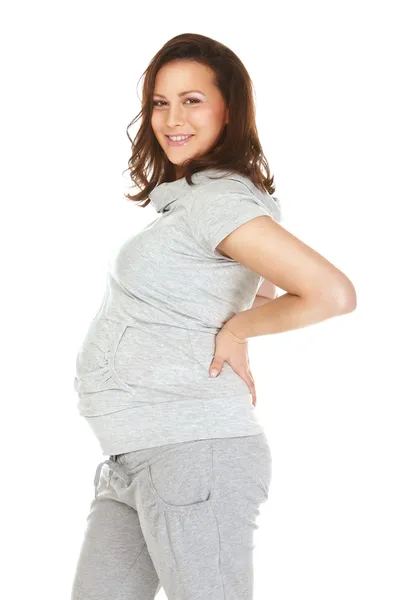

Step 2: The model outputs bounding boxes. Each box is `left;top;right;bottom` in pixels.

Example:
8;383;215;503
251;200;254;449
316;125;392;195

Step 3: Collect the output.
71;432;272;600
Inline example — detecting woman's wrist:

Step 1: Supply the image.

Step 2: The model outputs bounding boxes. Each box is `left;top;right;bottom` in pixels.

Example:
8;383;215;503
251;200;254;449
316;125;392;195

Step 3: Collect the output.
220;322;248;343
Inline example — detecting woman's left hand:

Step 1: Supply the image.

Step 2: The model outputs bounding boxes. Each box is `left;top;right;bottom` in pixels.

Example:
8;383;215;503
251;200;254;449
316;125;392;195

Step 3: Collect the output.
209;326;257;407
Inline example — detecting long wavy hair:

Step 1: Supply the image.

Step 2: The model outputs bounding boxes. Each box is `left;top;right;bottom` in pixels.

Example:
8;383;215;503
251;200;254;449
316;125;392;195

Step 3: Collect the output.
123;33;276;207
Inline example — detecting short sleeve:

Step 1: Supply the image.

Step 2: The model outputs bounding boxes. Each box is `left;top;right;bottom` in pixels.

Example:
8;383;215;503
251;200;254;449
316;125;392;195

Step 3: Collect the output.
188;176;283;254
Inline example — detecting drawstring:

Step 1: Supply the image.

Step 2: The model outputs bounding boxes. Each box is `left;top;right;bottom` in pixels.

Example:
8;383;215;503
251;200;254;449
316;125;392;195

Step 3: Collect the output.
93;460;109;496
93;457;130;498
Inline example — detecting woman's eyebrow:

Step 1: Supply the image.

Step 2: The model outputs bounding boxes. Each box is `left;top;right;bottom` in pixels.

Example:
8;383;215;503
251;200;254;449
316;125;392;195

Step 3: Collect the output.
153;90;206;98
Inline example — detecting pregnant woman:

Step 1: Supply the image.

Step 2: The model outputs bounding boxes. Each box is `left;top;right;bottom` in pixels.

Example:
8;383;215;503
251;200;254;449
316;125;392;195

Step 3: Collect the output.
71;32;357;600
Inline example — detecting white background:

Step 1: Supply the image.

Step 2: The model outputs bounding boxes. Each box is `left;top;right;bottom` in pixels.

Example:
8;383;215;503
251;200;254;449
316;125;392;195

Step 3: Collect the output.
1;1;398;598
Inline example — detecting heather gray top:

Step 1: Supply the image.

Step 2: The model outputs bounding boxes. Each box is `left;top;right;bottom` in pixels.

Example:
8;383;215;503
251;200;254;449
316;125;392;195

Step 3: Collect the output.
73;168;283;455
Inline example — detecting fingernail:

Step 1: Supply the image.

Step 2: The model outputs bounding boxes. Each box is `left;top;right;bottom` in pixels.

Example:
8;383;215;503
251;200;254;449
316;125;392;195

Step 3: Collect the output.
210;369;218;377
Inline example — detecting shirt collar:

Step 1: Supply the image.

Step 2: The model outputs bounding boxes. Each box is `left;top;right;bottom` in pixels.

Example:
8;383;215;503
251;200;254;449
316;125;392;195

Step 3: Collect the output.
148;168;282;222
149;168;230;213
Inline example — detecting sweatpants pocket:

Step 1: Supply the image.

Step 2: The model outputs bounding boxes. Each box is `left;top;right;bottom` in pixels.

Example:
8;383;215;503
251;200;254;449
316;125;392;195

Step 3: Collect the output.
146;439;215;511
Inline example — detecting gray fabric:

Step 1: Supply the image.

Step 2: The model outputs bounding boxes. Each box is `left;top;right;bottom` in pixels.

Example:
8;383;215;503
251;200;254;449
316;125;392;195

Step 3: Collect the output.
73;168;283;455
71;432;272;600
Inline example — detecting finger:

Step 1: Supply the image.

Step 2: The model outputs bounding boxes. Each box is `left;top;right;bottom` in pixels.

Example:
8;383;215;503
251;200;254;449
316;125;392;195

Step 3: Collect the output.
241;370;257;406
209;356;225;377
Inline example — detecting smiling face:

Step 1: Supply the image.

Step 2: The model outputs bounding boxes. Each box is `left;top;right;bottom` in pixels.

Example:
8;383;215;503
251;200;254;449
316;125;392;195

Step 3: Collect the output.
151;61;229;178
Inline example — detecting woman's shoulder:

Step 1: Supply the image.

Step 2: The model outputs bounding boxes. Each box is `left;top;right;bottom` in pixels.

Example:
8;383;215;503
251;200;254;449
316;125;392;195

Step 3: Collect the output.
190;169;283;222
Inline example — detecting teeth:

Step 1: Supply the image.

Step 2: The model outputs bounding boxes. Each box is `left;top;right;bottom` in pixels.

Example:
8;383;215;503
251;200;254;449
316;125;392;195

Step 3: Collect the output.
168;135;191;141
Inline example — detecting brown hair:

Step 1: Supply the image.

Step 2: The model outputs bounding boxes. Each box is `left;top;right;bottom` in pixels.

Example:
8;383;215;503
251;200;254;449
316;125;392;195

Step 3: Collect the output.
123;33;276;207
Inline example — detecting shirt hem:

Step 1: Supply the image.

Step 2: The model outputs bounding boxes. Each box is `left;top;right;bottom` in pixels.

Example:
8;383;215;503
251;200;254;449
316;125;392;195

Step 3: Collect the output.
81;394;264;455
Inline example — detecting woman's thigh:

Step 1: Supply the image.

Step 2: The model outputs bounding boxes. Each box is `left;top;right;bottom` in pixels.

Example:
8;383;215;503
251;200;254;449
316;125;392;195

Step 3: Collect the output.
117;432;272;599
71;431;272;600
70;462;160;600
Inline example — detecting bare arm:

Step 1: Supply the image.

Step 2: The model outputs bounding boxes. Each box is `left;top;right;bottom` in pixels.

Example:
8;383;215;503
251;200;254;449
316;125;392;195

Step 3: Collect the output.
217;216;357;339
251;295;274;309
251;278;277;308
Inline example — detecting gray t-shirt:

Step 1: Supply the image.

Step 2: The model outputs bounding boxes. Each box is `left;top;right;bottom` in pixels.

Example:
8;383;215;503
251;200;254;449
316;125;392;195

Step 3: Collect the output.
74;168;283;455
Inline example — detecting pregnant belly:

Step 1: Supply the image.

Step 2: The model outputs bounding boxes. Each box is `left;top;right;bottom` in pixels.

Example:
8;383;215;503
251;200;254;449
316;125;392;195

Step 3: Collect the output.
74;318;251;405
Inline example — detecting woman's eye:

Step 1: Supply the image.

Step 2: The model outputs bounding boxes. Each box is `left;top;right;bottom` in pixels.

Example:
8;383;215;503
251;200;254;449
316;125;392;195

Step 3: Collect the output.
152;98;200;107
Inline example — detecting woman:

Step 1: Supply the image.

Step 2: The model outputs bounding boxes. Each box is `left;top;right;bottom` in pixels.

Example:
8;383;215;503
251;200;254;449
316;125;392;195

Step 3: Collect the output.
71;33;356;600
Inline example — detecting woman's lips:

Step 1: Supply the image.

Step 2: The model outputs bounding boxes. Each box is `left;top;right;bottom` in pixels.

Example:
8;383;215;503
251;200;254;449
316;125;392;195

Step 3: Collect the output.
166;135;194;147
